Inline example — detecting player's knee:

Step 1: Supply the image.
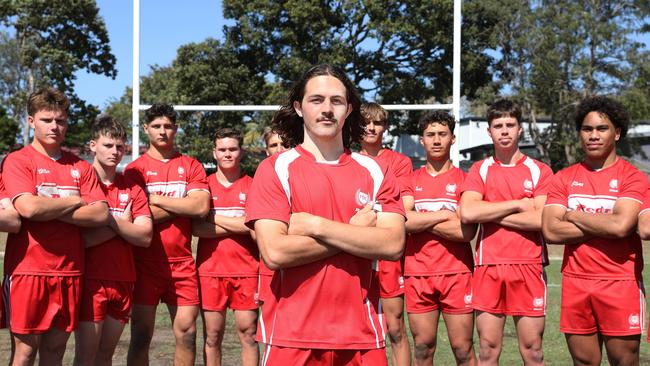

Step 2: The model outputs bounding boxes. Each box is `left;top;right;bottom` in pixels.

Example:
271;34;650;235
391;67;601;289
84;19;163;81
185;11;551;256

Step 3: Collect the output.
177;327;197;350
520;341;544;363
414;342;435;360
478;338;502;360
40;340;67;358
451;340;474;363
130;324;153;351
387;320;406;343
237;325;257;346
204;328;224;349
14;345;39;363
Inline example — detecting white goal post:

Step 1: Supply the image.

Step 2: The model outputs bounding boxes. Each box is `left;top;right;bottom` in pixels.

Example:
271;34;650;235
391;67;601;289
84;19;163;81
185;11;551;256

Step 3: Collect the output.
131;0;462;164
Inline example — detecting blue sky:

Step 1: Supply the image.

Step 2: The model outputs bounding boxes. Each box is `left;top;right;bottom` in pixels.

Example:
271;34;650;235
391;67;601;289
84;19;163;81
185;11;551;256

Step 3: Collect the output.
74;0;230;109
74;1;650;110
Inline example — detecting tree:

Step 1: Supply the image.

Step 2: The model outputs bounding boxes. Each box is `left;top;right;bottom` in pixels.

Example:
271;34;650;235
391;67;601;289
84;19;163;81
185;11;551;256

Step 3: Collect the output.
222;0;500;134
0;0;117;147
0;106;19;153
484;0;650;170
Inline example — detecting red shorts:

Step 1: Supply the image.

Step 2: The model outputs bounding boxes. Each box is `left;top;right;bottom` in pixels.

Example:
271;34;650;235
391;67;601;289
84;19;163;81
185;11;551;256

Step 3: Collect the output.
561;276;645;336
3;274;81;334
405;272;473;314
257;273;276;344
199;276;258;311
133;259;199;306
262;345;387;366
377;260;404;298
471;264;546;316
80;279;134;324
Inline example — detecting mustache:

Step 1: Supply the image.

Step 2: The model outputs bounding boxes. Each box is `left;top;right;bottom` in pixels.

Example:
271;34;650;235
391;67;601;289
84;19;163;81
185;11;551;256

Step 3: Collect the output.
317;116;338;123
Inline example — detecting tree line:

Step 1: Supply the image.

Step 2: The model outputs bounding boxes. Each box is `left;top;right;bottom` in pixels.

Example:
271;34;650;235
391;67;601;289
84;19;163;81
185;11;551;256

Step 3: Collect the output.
1;0;648;171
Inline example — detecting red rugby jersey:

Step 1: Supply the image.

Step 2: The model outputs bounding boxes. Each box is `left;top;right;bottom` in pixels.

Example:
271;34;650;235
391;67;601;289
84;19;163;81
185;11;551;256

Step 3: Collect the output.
245;145;405;350
197;174;258;277
545;158;647;280
365;149;413;179
402;166;473;275
124;152;208;263
461;155;553;266
2;145;106;275
85;174;151;281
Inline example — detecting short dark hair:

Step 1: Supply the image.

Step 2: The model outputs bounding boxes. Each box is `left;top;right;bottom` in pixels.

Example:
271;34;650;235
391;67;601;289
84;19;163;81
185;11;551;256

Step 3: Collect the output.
271;64;362;148
575;96;629;139
360;102;388;126
214;127;243;148
418;111;456;134
487;99;522;126
28;87;70;116
91;115;127;141
145;103;177;124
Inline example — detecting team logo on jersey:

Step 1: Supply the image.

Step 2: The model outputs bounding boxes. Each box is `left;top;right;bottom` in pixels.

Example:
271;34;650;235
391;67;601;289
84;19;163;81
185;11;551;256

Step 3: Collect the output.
37;168;50;174
70;168;80;179
445;183;457;195
355;189;371;206
571;180;584;187
609;179;619;192
119;193;129;203
415;186;423;192
629;313;641;328
533;297;544;309
523;179;533;191
239;192;246;202
464;293;472;305
398;276;404;286
146;171;158;176
178;166;185;175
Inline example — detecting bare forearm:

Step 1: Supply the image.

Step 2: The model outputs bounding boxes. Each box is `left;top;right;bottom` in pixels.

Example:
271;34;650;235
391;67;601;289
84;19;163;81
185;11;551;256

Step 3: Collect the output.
212;215;250;235
542;218;590;244
310;215;405;260
112;217;152;247
263;235;340;270
82;226;117;248
460;200;521;224
151;192;209;218
0;208;21;233
192;219;229;238
59;203;110;227
150;205;175;224
430;219;477;242
567;211;635;239
495;210;542;231
405;211;453;233
14;196;82;221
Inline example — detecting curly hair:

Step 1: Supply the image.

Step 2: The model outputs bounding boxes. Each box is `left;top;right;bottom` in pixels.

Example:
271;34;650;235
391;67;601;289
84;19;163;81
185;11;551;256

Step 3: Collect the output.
271;64;362;148
145;103;177;124
418;111;456;134
575;96;629;139
487;99;522;126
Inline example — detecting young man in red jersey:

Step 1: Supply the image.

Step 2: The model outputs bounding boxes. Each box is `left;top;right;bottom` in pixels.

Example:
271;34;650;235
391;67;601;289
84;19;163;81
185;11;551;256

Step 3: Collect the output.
246;64;406;366
74;116;153;366
459;99;552;366
543;96;647;366
402;111;477;366
358;102;412;366
193;128;258;366
257;128;287;346
2;88;109;365
125;104;210;366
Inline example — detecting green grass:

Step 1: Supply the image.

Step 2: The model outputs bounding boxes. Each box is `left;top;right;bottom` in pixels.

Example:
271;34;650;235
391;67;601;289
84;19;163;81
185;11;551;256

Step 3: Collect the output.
1;233;650;365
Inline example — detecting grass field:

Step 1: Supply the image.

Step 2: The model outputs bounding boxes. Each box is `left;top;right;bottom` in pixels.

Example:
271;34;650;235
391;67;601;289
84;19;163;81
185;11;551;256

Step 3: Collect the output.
0;234;650;365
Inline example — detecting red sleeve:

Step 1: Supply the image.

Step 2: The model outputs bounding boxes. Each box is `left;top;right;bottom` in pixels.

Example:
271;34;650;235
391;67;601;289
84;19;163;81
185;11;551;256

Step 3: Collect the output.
123;162;146;190
245;158;291;227
375;168;405;216
79;161;106;205
460;161;484;195
2;151;37;201
400;171;415;197
129;181;151;219
544;171;568;208
534;163;554;197
619;166;648;203
393;154;413;178
457;169;467;201
186;158;209;193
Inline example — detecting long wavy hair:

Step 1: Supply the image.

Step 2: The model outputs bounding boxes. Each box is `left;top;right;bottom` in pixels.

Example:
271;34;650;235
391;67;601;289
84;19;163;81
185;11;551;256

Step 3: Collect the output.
271;64;362;149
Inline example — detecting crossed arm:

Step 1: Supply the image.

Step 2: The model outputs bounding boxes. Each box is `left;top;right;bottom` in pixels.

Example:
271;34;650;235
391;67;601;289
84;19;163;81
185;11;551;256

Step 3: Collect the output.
254;205;406;270
459;191;545;231
13;194;109;227
0;198;21;233
192;214;252;238
402;195;477;242
148;190;210;224
542;199;641;244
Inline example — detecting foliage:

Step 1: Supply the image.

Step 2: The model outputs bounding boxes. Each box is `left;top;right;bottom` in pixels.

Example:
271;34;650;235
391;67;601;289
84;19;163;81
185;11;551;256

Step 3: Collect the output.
0;106;19;153
0;0;117;147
